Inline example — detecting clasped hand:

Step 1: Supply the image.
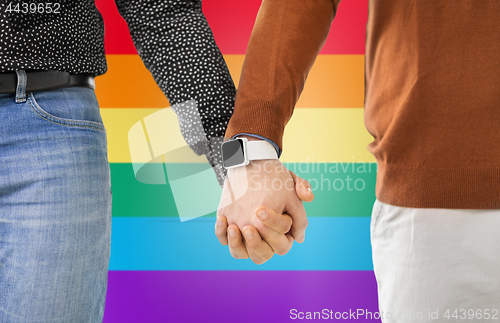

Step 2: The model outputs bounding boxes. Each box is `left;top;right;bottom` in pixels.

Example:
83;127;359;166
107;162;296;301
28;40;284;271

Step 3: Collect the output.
215;159;314;264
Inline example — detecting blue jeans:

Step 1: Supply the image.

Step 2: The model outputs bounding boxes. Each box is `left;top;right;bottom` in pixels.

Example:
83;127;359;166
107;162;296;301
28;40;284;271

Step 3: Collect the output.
0;70;112;322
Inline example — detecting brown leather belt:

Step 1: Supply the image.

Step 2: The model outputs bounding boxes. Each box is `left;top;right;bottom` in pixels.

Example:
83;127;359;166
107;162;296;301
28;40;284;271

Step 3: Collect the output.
0;70;95;94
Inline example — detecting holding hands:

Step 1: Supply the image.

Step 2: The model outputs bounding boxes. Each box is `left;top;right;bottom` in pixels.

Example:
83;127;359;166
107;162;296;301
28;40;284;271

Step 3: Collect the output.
215;140;314;264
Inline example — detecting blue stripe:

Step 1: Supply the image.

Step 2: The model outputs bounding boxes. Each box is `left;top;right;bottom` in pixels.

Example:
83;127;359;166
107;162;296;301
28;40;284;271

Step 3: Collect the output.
109;217;373;270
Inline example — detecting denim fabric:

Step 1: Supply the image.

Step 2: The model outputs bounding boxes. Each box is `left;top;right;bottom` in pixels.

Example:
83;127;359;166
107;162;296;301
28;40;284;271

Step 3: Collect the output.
0;70;112;322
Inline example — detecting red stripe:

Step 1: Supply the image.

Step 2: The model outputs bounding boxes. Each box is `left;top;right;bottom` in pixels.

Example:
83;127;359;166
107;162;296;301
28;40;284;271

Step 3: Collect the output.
96;0;368;55
96;0;136;55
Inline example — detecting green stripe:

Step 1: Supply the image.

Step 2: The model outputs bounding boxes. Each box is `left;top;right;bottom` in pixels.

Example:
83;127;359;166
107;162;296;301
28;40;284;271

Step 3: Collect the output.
110;163;377;218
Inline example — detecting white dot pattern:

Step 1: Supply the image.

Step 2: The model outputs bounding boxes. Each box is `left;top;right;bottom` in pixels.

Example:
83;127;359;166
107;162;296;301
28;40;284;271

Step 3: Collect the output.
116;0;235;184
0;1;106;75
0;0;236;185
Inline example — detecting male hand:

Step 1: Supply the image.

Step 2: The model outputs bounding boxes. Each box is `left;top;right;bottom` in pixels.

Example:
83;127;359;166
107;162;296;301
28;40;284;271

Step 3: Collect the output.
216;152;314;264
215;204;311;264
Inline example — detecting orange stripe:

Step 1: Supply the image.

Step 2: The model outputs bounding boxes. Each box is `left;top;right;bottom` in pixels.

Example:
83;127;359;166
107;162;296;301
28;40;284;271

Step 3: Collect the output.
95;55;364;108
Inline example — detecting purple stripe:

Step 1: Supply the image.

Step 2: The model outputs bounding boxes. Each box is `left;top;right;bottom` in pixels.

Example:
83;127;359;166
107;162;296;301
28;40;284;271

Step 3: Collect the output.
103;271;380;323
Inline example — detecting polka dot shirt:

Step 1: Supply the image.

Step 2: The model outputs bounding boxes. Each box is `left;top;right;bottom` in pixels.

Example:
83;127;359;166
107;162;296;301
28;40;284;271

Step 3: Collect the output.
0;0;236;185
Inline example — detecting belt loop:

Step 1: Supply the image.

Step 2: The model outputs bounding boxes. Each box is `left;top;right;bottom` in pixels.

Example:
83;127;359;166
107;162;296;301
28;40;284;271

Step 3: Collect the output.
15;69;27;103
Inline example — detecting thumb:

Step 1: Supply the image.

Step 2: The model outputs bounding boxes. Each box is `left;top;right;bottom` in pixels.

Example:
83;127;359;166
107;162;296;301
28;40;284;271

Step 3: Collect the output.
289;171;314;203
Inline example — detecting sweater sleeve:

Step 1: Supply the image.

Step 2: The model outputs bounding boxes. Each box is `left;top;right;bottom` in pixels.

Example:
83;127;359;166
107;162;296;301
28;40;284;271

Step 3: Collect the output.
114;0;235;185
225;0;339;151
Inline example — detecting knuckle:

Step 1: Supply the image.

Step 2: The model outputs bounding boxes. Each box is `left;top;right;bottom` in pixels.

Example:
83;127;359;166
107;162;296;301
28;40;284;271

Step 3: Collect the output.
274;244;291;256
254;258;266;265
275;249;288;256
230;247;248;259
298;219;309;230
240;255;250;260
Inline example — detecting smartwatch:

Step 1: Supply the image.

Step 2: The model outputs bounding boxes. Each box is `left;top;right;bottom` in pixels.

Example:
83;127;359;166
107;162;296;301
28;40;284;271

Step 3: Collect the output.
221;137;278;169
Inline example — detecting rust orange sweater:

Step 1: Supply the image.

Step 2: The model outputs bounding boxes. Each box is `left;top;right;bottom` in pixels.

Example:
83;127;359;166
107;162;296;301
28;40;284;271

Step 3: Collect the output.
226;0;500;209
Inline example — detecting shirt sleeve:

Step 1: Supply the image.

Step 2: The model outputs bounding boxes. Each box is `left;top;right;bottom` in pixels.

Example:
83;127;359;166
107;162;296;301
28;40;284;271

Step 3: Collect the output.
225;0;339;152
114;0;235;186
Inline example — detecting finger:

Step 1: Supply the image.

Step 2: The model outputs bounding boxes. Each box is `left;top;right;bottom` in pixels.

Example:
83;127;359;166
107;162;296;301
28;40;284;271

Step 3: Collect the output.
251;210;294;255
264;230;294;256
278;232;295;255
227;225;249;259
215;215;228;245
229;248;241;259
245;248;268;265
289;171;314;203
255;206;292;234
255;218;293;256
243;238;268;265
252;216;294;255
285;199;308;243
241;225;274;264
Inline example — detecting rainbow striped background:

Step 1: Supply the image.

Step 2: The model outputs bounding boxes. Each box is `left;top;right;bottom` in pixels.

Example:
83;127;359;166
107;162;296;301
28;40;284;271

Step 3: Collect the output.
96;0;381;321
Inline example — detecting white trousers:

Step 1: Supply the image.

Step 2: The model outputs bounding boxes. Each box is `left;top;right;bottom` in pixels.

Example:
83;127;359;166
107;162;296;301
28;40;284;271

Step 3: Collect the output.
370;199;500;323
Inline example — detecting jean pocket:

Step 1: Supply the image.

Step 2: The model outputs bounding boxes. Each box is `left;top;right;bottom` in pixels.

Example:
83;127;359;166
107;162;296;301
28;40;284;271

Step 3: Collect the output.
27;87;105;132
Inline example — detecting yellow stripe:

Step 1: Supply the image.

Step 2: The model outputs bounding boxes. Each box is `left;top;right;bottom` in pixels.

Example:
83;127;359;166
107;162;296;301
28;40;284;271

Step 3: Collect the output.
101;108;375;163
281;108;375;163
96;55;364;108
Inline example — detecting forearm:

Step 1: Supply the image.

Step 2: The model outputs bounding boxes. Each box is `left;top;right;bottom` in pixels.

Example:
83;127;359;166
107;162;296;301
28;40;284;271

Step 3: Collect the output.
225;0;338;151
115;0;236;184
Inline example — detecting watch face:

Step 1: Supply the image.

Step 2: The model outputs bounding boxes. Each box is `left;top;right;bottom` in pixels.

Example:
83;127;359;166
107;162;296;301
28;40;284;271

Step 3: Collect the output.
222;139;245;168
